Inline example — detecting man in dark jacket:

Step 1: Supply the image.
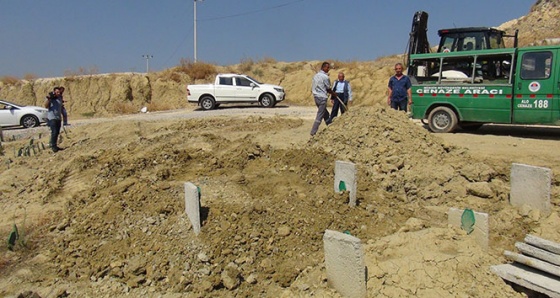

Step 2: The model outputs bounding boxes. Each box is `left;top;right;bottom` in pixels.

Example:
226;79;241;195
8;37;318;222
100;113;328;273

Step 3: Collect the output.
44;87;64;152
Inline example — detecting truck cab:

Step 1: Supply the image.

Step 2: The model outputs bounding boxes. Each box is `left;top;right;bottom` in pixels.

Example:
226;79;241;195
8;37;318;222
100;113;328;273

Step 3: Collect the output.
437;27;508;53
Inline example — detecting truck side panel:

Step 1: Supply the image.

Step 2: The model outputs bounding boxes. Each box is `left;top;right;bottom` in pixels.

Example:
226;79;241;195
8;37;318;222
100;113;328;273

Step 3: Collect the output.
512;48;557;124
412;85;512;123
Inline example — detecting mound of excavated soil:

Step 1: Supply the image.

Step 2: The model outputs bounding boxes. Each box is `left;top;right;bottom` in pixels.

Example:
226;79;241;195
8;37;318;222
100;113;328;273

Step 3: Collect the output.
0;106;557;297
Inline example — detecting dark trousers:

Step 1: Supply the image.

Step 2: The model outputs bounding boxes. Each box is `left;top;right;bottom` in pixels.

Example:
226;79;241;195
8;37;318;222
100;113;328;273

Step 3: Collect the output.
390;100;408;112
48;119;62;148
329;93;348;121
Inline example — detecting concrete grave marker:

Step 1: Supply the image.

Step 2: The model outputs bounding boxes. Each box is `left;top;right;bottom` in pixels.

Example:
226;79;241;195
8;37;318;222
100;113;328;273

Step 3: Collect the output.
510;163;551;215
448;208;489;249
323;229;366;298
184;182;201;235
334;161;357;207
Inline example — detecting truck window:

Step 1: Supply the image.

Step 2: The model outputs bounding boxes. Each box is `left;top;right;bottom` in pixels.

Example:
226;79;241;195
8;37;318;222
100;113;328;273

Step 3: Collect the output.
235;77;253;87
489;32;504;49
411;51;514;85
219;77;233;85
520;51;552;80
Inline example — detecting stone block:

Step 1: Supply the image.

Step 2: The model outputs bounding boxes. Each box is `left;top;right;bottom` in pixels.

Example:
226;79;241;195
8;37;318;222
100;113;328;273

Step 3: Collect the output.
323;229;366;298
184;182;201;235
334;161;357;207
510;163;551;215
448;208;489;249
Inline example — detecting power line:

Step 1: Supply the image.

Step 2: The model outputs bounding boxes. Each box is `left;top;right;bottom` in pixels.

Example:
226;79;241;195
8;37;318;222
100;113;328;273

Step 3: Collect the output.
199;0;305;22
162;0;306;66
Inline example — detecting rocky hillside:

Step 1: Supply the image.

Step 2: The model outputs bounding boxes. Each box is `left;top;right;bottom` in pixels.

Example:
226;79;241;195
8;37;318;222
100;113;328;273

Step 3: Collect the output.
0;57;401;117
0;0;558;117
499;0;560;46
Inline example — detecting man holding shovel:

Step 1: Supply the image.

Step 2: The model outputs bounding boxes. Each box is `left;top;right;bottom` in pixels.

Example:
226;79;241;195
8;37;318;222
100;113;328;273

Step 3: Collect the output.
310;61;337;136
327;72;352;123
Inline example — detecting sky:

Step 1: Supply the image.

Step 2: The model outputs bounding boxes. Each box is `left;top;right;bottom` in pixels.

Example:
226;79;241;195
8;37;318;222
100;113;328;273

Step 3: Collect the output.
1;0;534;78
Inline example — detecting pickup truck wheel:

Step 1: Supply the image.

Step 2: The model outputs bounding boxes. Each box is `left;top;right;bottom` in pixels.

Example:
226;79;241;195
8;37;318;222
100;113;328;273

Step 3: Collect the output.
428;106;458;133
260;94;275;108
200;96;216;110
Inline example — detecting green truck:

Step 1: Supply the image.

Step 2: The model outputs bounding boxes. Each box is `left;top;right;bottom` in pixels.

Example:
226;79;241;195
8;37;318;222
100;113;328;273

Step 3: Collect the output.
406;11;558;133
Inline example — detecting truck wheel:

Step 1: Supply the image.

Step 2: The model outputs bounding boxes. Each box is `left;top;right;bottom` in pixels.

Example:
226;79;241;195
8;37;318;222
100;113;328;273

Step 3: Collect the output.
260;94;275;108
428;106;458;133
200;96;216;111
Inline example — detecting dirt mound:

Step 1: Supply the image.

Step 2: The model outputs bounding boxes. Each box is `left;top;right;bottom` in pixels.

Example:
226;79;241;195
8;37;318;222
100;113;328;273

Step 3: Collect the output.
0;107;552;297
311;106;509;206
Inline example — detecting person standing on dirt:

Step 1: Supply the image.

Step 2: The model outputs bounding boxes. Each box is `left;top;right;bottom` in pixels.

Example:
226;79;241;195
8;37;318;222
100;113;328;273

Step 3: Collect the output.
387;63;412;112
311;61;336;136
60;86;70;126
327;72;352;123
45;87;64;152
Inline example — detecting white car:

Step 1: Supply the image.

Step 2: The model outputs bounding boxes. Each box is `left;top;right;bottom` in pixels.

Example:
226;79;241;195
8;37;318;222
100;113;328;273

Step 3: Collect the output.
0;99;48;128
187;74;285;110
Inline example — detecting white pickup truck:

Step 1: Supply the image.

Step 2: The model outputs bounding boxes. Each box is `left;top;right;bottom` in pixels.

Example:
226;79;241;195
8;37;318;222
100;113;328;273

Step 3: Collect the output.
187;73;285;110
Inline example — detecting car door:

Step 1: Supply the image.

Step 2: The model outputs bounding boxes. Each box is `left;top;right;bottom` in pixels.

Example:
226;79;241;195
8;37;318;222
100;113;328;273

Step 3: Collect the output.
513;49;556;124
234;76;259;102
0;103;18;126
215;76;236;102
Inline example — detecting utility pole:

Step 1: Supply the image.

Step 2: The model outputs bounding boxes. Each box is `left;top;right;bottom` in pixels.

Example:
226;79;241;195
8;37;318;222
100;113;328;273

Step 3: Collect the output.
142;54;153;73
194;0;203;63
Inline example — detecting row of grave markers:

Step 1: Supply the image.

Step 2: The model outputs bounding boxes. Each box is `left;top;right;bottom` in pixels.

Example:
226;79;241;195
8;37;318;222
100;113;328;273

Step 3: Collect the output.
183;162;553;297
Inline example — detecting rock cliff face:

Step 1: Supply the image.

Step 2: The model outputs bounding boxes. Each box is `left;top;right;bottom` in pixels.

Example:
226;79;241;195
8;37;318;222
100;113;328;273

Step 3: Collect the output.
0;72;190;117
1;0;556;116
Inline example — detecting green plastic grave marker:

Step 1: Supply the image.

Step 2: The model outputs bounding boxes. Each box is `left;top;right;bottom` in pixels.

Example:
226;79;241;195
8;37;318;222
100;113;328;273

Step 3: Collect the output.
461;209;475;235
339;181;347;191
7;224;19;251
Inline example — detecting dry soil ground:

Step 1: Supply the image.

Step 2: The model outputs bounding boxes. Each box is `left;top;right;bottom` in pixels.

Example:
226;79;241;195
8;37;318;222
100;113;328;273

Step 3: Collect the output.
1;104;559;297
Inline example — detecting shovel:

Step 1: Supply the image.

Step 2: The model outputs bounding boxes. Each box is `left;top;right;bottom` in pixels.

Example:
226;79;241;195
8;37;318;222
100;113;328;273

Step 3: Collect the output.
333;95;348;112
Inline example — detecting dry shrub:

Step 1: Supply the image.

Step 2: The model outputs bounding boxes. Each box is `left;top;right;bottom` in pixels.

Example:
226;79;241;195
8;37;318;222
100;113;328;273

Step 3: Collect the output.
374;54;403;67
155;69;185;83
23;73;38;81
224;66;236;73
239;57;254;73
64;66;99;77
280;64;300;73
113;102;137;114
0;76;20;85
329;60;360;70
252;68;264;77
260;56;277;64
178;59;217;80
147;101;174;112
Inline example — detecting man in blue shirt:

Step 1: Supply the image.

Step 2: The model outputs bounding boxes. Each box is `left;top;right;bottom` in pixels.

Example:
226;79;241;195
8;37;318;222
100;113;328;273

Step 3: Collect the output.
44;87;64;152
387;63;412;112
327;72;352;123
310;61;336;136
